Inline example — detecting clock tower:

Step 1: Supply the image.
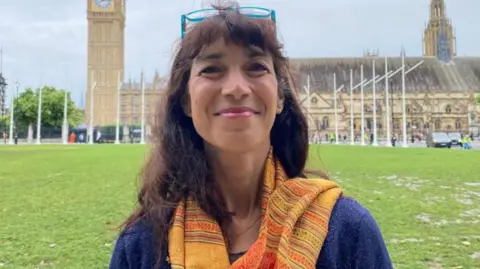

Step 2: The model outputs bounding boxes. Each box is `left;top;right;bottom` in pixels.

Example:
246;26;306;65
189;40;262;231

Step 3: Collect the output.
86;0;125;126
423;0;456;62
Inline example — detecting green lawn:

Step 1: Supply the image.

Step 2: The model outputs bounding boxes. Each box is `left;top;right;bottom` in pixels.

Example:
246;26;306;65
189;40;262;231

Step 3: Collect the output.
0;145;479;269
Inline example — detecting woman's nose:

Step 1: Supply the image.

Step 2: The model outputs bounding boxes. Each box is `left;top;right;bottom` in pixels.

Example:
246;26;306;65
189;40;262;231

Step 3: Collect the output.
221;69;251;100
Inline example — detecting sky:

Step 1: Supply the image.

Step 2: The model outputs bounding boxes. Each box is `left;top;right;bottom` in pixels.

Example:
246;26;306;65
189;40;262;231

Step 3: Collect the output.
0;0;479;106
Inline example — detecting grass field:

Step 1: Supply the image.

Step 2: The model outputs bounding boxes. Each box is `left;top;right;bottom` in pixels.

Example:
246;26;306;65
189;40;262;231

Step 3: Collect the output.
1;144;479;269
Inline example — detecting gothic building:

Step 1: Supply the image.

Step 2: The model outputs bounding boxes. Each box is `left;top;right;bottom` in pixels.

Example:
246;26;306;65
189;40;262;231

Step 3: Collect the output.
292;0;480;137
85;0;479;135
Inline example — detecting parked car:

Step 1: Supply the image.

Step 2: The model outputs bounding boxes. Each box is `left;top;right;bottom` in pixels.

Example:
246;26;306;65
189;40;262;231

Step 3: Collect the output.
426;132;452;148
448;132;462;146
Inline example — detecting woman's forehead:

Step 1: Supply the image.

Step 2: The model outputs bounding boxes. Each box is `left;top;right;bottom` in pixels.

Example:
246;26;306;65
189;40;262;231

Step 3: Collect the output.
195;39;270;61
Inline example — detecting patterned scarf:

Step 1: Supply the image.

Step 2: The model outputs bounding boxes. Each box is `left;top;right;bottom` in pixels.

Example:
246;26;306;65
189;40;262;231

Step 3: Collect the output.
168;150;342;268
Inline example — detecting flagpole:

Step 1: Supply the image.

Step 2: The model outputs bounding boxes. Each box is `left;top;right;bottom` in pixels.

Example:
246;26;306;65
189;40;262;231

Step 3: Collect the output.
140;71;145;144
385;56;392;146
88;71;96;145
372;59;378;146
35;86;42;145
115;71;121;144
333;73;339;144
62;90;68;144
307;75;311;131
8;83;15;145
349;69;354;145
360;65;365;146
401;48;408;147
303;75;311;141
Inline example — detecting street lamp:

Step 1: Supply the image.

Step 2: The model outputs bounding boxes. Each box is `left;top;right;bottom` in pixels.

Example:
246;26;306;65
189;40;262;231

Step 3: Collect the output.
8;81;19;145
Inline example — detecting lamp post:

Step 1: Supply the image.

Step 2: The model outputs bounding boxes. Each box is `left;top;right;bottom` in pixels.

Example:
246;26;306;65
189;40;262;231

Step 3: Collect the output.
115;72;121;144
88;71;97;145
35;86;43;145
400;48;424;147
62;90;68;144
8;81;19;145
140;71;145;144
332;73;345;144
0;74;7;139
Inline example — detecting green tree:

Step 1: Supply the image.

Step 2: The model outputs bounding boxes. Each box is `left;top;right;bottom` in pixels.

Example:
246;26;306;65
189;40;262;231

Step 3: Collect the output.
14;86;83;128
476;94;480;105
0;115;10;132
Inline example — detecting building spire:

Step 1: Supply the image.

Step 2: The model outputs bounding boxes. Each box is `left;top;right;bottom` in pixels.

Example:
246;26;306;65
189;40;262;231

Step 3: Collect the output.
424;0;455;61
430;0;446;20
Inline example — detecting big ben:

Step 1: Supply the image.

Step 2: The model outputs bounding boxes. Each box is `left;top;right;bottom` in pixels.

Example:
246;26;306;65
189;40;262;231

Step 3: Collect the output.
86;0;125;126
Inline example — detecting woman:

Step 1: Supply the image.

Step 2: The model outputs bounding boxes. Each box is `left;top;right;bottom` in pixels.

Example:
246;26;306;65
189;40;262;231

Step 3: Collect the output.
110;3;392;269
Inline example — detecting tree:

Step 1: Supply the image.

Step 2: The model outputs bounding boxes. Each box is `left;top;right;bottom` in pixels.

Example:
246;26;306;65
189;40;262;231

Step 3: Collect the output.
14;86;83;128
476;94;480;105
0;115;10;133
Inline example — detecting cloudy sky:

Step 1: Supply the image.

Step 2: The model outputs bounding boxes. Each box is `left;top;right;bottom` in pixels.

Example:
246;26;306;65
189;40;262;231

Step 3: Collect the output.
0;0;479;106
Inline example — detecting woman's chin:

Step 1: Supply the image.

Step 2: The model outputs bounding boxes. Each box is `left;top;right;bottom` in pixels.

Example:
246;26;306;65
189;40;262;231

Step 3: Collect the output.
208;135;269;153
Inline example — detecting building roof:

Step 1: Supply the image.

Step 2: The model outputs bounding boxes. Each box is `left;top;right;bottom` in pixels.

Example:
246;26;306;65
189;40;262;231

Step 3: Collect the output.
289;56;480;93
120;71;168;92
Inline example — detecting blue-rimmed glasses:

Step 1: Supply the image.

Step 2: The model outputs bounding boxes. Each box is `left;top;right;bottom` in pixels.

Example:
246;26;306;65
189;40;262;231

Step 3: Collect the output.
181;7;276;39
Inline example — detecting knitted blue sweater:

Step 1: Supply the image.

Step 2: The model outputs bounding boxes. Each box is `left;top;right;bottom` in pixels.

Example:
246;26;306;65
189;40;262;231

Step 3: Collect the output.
109;197;393;269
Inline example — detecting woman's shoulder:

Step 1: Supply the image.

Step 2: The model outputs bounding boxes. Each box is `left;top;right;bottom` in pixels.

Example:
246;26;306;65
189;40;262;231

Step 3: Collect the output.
109;220;160;269
316;195;393;268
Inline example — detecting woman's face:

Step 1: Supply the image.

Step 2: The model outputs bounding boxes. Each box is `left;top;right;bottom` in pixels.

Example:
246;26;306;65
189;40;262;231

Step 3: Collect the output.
186;39;282;152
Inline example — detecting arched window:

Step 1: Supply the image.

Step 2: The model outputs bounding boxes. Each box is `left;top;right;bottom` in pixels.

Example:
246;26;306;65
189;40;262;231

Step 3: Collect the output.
424;122;430;129
455;119;461;130
445;105;452;114
406;105;411;113
434;119;441;130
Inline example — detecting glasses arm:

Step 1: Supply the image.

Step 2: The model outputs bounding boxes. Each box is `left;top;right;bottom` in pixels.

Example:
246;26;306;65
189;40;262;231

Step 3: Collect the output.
181;15;186;39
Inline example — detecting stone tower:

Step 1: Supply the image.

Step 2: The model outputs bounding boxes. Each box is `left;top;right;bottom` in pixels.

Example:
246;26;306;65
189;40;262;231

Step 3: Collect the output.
423;0;456;62
86;0;125;126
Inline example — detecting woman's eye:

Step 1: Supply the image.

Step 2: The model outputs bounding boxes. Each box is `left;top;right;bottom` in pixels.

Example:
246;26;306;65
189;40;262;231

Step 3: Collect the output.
249;63;268;72
200;66;221;74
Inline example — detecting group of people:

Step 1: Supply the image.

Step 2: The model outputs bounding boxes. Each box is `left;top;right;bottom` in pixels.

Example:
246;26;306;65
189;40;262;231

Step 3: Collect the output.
460;134;473;149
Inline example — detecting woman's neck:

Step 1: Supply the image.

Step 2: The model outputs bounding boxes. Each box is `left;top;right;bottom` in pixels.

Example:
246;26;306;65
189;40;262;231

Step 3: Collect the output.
206;142;270;219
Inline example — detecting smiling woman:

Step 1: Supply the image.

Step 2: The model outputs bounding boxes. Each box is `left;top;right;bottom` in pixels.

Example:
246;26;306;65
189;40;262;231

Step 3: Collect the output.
109;2;393;269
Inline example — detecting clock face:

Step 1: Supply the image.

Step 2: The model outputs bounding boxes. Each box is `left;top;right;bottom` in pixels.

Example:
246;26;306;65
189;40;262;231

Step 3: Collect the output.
95;0;112;8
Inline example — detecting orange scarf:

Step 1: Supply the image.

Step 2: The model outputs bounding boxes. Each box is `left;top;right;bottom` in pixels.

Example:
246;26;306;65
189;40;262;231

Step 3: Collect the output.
168;150;342;268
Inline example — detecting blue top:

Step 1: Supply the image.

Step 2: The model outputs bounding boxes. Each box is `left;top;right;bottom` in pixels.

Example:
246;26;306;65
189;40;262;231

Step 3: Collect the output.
109;196;393;268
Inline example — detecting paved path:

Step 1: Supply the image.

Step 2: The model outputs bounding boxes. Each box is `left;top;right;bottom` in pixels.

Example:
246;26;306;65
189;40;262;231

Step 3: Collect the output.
313;140;480;150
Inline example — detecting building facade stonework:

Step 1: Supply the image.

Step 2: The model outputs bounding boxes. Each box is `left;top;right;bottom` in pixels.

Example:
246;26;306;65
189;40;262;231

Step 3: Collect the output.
86;0;126;126
85;0;479;135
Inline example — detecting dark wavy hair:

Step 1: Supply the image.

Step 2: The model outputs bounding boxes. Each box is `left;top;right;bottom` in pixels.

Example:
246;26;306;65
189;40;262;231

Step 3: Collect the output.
120;1;321;264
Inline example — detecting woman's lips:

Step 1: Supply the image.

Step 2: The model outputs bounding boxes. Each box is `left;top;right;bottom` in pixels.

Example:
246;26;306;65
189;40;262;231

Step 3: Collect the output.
215;107;259;118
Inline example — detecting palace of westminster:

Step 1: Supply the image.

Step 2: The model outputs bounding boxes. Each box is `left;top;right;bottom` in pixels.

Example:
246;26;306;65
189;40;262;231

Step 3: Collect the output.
84;0;480;136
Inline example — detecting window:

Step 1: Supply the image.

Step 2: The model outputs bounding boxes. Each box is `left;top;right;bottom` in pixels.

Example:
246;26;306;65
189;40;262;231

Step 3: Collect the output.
366;118;373;130
455;119;461;130
311;97;318;105
393;120;400;130
434;119;441;130
445;105;452;114
322;116;329;129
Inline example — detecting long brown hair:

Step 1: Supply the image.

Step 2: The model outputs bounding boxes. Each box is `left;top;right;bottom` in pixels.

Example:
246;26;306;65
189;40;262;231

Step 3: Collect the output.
120;1;314;264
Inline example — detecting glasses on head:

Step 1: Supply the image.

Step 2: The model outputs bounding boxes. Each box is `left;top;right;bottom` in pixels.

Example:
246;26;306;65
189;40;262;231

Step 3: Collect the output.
181;7;277;39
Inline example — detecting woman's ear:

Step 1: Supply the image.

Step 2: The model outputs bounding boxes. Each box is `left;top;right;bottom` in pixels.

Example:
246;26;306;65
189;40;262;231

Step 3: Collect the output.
181;90;192;117
276;97;284;114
